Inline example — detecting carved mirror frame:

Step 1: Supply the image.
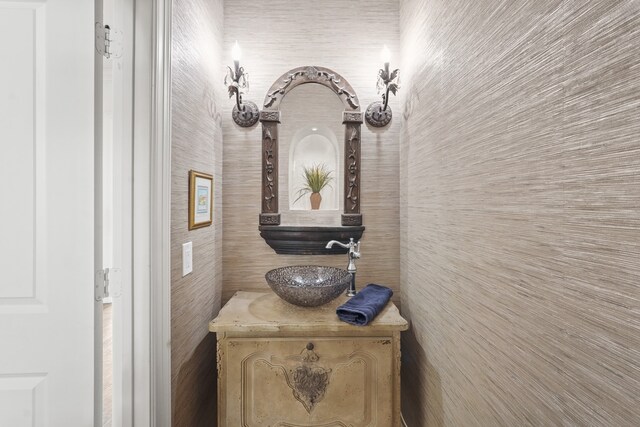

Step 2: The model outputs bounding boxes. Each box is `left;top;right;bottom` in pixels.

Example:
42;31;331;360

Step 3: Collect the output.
259;66;363;227
259;66;364;254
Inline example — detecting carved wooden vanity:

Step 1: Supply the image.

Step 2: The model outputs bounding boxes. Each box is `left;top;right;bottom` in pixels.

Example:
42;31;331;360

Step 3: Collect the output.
209;291;408;426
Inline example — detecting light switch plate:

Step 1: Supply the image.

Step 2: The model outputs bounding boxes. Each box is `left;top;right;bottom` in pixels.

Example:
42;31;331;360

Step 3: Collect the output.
182;242;193;277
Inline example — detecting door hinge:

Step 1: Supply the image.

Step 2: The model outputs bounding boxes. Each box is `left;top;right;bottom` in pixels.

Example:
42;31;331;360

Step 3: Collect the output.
95;23;123;59
95;268;122;302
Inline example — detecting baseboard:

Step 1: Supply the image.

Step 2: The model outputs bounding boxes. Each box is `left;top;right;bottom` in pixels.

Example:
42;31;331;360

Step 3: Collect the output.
401;413;408;427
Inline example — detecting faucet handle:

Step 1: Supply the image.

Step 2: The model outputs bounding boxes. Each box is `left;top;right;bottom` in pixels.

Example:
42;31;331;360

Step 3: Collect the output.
349;239;361;259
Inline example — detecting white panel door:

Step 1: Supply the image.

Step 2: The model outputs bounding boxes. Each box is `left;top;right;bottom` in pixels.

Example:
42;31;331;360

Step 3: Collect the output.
0;0;95;425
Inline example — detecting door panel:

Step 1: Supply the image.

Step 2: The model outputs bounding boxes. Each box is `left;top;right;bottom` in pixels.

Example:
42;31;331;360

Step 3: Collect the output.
0;2;46;311
0;0;95;425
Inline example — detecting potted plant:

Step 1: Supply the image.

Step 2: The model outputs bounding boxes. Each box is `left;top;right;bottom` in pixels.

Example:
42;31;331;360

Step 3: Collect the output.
294;163;333;210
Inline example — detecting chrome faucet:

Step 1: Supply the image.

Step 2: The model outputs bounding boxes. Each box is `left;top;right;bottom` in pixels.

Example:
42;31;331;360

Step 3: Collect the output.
326;238;361;296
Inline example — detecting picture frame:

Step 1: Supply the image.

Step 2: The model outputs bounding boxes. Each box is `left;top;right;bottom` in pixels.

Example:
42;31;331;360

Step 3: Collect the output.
188;170;213;230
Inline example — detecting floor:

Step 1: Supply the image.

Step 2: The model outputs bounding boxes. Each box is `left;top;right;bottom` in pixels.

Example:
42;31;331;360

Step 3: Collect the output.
103;303;112;427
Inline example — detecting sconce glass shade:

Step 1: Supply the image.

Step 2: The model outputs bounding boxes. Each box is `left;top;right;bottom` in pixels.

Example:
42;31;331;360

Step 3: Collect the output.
380;45;391;64
232;40;242;62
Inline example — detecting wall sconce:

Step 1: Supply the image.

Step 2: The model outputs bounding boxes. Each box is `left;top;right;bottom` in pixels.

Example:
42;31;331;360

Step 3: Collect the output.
365;45;400;127
224;41;260;127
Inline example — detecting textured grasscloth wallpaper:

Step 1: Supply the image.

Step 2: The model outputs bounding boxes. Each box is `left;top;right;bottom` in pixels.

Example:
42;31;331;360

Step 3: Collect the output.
222;0;401;303
400;0;640;425
170;0;223;425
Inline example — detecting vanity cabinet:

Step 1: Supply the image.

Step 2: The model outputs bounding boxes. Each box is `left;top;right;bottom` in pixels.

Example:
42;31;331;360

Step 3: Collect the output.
209;291;408;426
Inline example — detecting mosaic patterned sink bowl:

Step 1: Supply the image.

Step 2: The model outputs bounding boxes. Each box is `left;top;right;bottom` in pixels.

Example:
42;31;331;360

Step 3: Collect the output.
265;265;352;307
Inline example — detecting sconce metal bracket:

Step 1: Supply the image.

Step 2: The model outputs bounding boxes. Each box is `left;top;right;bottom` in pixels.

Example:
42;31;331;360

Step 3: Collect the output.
365;102;393;127
232;100;260;127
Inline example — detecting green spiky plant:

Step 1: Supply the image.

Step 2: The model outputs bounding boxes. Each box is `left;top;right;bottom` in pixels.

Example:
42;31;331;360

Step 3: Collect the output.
294;163;333;204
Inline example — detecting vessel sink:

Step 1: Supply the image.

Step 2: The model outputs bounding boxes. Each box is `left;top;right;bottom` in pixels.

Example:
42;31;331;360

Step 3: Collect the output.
264;265;352;307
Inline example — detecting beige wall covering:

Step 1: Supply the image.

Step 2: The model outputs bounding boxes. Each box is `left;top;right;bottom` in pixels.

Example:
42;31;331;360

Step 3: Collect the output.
170;0;224;425
399;0;640;425
222;0;401;303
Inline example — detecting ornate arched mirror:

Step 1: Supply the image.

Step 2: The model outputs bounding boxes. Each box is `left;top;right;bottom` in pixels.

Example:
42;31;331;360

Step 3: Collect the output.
258;66;365;254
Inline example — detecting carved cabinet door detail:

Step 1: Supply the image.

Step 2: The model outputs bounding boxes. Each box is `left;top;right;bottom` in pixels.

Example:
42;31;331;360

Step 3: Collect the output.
221;337;394;426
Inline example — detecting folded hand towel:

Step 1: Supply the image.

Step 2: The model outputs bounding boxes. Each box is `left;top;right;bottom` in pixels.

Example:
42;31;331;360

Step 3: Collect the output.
336;284;393;326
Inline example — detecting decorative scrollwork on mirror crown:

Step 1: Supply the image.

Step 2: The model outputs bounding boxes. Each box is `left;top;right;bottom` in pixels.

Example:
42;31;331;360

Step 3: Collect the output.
264;66;359;110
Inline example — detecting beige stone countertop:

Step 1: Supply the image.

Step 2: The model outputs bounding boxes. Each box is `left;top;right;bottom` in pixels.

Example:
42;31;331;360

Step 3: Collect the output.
209;291;409;333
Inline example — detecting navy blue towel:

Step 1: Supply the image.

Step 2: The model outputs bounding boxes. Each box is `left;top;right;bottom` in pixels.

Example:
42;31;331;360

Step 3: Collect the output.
336;284;393;326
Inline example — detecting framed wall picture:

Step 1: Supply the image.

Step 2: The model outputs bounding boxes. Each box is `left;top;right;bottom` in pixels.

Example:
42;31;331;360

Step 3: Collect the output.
189;170;213;230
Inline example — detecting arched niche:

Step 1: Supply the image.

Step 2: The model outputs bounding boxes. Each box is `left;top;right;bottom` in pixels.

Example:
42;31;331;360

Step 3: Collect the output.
258;66;365;255
288;125;341;211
